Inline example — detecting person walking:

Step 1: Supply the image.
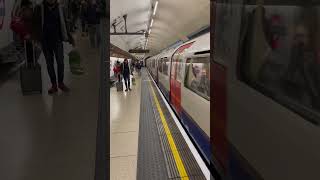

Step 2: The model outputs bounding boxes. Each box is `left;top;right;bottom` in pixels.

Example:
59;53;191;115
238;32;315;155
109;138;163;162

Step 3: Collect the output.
86;0;101;48
15;0;34;65
33;0;75;94
136;61;142;75
121;59;132;91
80;0;88;36
70;0;80;32
113;61;121;82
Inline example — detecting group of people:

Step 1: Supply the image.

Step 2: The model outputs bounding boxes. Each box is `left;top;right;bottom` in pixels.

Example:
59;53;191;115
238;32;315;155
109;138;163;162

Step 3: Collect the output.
113;59;137;91
11;0;76;94
69;0;102;47
11;0;101;95
240;7;320;110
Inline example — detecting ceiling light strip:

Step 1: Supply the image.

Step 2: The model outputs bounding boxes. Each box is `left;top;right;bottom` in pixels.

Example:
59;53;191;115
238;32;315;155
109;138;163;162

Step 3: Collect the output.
153;1;158;15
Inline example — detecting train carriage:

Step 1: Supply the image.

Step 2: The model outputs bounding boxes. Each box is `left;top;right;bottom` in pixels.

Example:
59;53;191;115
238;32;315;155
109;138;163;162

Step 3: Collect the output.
146;32;211;167
212;0;320;180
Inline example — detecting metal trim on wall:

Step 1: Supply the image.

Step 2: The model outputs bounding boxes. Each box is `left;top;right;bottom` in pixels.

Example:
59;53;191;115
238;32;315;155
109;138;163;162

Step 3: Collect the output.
94;0;110;178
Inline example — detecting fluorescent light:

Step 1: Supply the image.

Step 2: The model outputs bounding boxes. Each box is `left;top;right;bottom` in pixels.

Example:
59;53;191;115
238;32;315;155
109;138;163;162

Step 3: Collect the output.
153;1;158;15
148;29;151;34
150;19;154;27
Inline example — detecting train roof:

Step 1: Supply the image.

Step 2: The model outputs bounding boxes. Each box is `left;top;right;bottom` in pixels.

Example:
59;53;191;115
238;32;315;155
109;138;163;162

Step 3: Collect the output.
149;32;210;60
180;32;210;56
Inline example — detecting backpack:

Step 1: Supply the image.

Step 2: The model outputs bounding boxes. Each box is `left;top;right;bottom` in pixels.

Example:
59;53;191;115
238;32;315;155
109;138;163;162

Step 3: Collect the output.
10;6;33;40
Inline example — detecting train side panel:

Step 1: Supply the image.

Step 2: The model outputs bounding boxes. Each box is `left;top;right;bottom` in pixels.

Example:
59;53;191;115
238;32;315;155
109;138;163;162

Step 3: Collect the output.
214;1;320;180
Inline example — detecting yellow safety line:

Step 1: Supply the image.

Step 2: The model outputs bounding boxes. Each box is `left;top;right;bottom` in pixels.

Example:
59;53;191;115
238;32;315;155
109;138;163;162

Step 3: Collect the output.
149;81;189;180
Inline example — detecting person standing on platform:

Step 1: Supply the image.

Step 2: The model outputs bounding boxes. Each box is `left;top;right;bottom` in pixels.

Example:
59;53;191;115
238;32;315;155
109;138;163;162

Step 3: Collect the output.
121;59;132;91
33;0;75;94
70;0;80;32
87;0;101;48
80;0;88;36
113;61;121;82
18;0;34;64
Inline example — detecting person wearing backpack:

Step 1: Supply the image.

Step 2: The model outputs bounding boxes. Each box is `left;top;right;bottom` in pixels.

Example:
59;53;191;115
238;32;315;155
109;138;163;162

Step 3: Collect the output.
32;0;75;94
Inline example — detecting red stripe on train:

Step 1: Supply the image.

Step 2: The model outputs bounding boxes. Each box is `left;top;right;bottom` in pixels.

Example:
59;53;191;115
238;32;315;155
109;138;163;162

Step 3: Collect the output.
212;61;228;174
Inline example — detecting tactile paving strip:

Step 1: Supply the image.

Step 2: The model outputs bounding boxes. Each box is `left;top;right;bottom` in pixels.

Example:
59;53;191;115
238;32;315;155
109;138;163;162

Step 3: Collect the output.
148;73;206;180
136;70;169;180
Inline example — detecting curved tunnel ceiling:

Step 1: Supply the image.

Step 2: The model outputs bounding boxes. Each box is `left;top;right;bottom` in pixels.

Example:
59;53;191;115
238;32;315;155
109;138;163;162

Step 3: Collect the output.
110;0;210;56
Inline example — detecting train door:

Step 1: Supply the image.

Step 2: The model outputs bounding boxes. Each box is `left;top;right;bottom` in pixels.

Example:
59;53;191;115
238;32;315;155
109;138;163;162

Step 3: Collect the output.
170;42;194;114
155;57;159;83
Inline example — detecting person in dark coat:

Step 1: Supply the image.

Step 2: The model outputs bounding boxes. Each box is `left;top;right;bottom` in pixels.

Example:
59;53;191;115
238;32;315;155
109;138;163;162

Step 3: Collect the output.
80;0;88;36
86;0;101;48
121;59;132;91
70;0;80;32
33;0;74;94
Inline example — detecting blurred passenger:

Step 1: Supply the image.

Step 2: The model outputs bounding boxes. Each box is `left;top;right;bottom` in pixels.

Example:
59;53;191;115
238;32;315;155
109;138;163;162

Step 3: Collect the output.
70;0;80;32
11;0;22;42
18;0;34;64
87;0;101;48
80;0;88;36
131;61;135;73
284;24;320;108
113;61;121;82
198;69;210;97
136;61;142;75
33;0;75;94
121;59;132;91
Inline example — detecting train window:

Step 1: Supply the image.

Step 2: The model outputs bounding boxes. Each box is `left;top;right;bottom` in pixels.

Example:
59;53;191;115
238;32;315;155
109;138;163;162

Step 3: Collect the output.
176;62;183;82
163;58;169;76
238;0;320;124
171;58;182;82
172;42;195;82
158;59;163;73
185;57;210;100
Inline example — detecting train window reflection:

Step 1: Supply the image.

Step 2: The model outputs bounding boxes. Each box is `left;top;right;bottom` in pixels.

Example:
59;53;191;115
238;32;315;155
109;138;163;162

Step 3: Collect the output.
176;62;183;82
158;59;163;73
238;1;320;123
163;58;169;76
185;57;210;100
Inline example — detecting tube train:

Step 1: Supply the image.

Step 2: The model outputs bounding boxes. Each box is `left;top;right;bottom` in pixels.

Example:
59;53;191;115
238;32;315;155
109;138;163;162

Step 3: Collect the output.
210;1;320;180
146;32;211;167
147;1;320;180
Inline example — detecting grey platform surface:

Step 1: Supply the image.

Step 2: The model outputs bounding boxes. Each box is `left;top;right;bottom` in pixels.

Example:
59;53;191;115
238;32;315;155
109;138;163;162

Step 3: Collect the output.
136;70;169;180
137;69;206;180
0;37;99;180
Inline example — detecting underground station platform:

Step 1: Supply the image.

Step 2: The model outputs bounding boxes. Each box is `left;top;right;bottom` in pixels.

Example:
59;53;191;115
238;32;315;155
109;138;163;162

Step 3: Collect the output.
110;69;212;180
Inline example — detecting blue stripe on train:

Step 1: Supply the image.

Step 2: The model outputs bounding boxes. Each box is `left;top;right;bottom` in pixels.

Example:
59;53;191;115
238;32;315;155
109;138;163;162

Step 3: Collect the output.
180;110;211;164
157;79;260;179
227;146;258;180
158;81;211;165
